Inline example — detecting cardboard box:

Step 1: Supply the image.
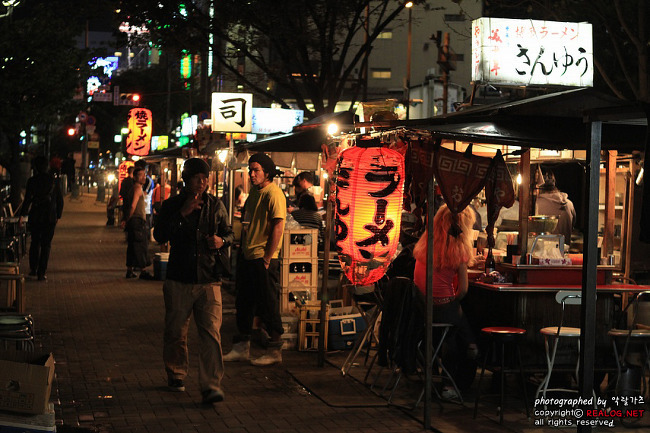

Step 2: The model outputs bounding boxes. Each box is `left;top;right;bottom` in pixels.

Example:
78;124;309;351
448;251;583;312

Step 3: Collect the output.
282;229;319;259
281;259;318;289
328;306;366;350
0;402;55;432
0;352;55;415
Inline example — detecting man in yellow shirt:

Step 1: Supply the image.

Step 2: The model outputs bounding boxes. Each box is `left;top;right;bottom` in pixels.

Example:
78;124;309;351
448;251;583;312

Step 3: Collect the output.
223;153;287;366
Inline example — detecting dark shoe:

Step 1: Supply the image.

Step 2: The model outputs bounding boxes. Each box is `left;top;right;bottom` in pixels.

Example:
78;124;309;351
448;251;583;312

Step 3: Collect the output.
167;379;185;392
139;271;155;280
37;275;47;281
126;270;137;278
201;388;225;404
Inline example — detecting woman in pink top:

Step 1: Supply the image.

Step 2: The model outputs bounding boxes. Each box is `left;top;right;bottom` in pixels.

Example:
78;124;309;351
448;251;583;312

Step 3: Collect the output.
412;204;478;396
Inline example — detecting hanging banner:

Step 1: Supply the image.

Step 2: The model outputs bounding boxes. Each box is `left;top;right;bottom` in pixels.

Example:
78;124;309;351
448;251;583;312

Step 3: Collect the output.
211;92;253;133
126;108;152;156
472;17;593;87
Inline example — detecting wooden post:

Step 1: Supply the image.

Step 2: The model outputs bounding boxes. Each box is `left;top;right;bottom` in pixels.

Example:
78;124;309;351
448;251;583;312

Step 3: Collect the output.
518;150;531;258
317;182;334;367
603;150;617;258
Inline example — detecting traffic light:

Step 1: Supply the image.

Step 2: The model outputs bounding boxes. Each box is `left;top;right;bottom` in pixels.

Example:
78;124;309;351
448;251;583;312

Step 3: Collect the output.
119;93;141;106
67;127;76;137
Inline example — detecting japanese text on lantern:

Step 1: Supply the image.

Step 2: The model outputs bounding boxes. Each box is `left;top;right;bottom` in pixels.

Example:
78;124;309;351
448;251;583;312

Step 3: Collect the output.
472;17;592;87
335;146;404;286
126;108;152;156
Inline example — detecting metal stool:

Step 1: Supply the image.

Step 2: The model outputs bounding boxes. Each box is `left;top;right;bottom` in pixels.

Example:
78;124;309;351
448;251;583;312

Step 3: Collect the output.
473;326;529;424
608;290;650;398
535;291;596;405
385;322;462;409
0;313;35;351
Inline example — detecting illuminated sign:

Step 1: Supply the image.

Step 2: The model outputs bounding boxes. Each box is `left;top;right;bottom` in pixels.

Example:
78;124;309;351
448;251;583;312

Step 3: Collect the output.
211;92;253;133
89;56;119;77
180;54;191;79
251;108;304;134
472;17;593;87
181;115;198;136
126;108;152;156
151;135;168;151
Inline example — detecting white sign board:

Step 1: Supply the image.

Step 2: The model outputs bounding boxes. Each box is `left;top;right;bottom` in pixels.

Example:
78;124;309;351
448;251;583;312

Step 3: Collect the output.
211;92;253;133
251;108;304;134
472;17;593;87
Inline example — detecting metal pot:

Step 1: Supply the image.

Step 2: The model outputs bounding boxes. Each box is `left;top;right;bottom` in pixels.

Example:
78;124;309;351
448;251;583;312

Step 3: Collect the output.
527;215;559;234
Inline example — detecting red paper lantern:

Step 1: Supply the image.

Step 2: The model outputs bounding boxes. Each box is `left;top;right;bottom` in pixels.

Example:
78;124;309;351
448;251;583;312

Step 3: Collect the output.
335;145;405;285
117;160;135;193
126;108;152;156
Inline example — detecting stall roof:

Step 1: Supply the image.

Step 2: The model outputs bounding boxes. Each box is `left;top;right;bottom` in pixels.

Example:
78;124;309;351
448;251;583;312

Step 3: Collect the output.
405;88;648;151
240;127;326;152
239;111;354;153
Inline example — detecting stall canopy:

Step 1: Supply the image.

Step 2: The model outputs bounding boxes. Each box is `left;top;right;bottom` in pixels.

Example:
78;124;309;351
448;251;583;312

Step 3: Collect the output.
240;111;355;152
404;87;648;152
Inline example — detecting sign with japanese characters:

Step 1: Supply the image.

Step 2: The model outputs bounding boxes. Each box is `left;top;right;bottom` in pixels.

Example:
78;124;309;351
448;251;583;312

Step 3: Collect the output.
211;92;253;133
472;17;593;87
251;108;304;134
126;108;152;156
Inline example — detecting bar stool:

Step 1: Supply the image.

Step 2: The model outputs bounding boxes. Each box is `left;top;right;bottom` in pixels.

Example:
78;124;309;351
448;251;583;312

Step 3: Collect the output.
473;326;529;424
535;291;596;405
386;322;461;409
607;290;650;397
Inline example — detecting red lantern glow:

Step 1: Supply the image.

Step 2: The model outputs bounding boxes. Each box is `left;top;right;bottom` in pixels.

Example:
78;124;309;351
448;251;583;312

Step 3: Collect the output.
335;145;405;285
126;108;152;156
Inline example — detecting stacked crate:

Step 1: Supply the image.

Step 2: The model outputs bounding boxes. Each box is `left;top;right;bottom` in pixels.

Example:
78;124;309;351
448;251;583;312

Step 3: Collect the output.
298;303;329;351
279;228;319;314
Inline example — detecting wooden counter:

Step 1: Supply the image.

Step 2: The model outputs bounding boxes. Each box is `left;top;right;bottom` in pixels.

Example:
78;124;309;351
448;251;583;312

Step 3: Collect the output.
496;263;616;285
470;281;648;294
462;281;649;370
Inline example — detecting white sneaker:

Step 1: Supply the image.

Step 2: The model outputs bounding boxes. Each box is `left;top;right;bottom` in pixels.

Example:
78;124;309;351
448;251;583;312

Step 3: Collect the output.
223;341;250;361
250;343;282;366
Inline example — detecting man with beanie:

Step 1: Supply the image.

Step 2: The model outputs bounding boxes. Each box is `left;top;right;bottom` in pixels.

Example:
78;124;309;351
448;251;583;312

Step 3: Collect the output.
154;158;234;404
223;152;286;366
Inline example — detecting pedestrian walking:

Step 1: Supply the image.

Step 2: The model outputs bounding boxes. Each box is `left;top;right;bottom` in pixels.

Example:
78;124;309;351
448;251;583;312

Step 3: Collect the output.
19;156;64;281
153;158;234;404
123;167;154;280
223;153;287;366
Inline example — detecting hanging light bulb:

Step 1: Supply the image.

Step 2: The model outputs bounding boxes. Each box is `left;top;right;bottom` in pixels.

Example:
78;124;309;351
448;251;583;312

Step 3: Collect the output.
516;173;522;185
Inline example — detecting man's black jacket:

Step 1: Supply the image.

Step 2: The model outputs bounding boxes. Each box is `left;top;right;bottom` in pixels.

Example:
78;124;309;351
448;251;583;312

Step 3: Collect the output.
154;189;234;284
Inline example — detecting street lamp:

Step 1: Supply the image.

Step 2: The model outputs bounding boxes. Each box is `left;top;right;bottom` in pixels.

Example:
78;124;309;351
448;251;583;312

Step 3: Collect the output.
405;1;413;119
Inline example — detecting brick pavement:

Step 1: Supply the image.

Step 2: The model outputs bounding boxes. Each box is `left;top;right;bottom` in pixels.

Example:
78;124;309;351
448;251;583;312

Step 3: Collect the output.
18;192;648;433
21;193;430;433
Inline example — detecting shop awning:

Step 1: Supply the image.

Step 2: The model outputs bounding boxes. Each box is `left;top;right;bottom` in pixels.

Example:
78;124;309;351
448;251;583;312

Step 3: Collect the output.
405;87;648;151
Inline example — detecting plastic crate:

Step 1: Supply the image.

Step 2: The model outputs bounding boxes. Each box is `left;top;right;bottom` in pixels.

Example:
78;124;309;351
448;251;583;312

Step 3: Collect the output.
281;228;319;259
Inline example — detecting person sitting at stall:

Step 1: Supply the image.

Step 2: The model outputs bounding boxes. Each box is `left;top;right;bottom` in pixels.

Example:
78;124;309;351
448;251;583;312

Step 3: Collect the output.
287;171;314;212
412;204;479;397
535;171;576;247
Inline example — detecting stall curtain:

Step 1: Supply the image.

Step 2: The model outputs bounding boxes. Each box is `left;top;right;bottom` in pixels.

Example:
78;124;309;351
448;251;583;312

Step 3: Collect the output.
409;141;515;242
484;150;516;247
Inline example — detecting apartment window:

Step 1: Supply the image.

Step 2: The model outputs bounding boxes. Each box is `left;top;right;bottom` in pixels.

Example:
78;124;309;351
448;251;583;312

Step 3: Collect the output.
377;30;393;39
371;68;392;79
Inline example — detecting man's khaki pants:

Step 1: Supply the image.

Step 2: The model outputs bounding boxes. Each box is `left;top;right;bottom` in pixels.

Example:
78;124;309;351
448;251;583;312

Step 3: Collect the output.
163;280;224;393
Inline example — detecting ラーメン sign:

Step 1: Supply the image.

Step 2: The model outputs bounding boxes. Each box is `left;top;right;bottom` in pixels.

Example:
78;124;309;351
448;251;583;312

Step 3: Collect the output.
126;108;152;156
472;17;593;87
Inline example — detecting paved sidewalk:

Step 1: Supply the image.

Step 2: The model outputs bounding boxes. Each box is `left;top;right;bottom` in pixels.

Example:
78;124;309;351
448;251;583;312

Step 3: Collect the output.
22;193;428;433
17;192;649;433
